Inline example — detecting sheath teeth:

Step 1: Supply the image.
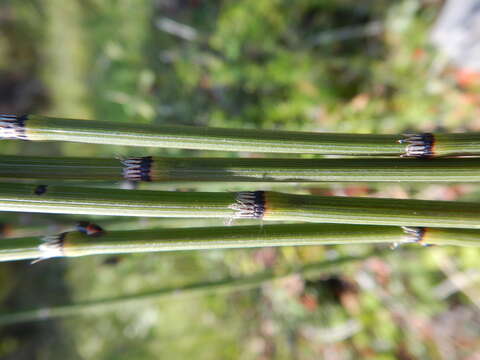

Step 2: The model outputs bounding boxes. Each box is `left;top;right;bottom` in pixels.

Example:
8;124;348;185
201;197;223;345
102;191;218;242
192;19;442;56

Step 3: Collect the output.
402;226;426;244
122;156;153;181
229;191;265;219
400;133;435;158
0;114;28;140
34;233;66;262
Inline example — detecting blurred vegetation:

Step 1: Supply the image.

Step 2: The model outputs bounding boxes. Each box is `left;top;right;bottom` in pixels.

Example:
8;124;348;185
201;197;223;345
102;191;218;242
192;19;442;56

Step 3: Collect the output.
1;0;480;359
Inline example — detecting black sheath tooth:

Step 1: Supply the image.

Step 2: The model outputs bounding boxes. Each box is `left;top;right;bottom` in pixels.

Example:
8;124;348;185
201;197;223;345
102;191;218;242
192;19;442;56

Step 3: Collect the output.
402;226;429;246
122;156;153;181
0;114;28;140
401;133;435;158
37;232;67;261
34;185;48;195
229;191;266;219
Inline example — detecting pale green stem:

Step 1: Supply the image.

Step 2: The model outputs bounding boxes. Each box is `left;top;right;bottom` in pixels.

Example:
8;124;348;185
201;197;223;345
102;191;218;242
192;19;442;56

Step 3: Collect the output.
0;183;479;228
0;114;404;155
3;155;480;182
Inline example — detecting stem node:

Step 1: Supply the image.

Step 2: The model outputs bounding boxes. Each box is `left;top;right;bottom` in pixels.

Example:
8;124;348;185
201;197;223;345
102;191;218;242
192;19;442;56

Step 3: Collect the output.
36;233;66;262
400;133;435;158
0;114;28;140
229;191;266;219
122;156;153;181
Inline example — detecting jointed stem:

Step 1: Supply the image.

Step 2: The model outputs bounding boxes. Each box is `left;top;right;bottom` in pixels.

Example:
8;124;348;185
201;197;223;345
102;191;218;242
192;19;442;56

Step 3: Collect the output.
1;224;480;263
0;224;405;262
1;183;480;228
0;114;406;155
50;224;407;258
4;155;480;182
3;114;480;156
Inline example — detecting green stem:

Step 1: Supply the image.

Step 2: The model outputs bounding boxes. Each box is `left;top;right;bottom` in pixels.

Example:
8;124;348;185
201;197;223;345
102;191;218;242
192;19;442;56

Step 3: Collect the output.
0;251;380;325
0;155;121;181
4;114;480;156
0;236;41;261
55;224;406;258
4;155;480;182
0;114;404;155
434;133;480;156
423;228;480;247
1;183;480;228
0;224;405;262
1;224;480;263
0;213;224;238
0;182;236;218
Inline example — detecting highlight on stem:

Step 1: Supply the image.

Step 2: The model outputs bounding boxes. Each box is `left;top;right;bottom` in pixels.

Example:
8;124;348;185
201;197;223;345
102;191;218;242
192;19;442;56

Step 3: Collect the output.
2;183;480;228
4;155;480;182
2;224;480;263
3;113;479;157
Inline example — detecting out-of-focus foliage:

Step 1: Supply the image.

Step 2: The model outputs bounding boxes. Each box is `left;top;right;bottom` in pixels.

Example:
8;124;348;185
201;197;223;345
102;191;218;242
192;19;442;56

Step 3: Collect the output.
1;0;480;359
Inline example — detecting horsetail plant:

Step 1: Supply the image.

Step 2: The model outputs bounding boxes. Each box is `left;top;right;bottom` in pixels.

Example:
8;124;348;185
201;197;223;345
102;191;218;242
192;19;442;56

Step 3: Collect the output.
4;155;480;182
3;114;480;157
1;182;480;228
1;223;479;263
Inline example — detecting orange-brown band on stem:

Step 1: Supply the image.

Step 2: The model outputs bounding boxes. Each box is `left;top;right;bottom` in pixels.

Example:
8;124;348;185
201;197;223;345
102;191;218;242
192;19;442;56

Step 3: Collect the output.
419;227;432;246
402;226;426;244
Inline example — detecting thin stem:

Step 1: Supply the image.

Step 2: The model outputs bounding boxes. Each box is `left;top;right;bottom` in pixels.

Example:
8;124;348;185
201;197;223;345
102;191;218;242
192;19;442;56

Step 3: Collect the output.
264;191;480;227
0;114;405;155
0;251;381;325
0;224;406;262
4;155;480;182
0;182;236;218
1;224;480;263
4;114;480;156
4;225;480;325
1;183;480;228
423;228;480;247
0;212;223;238
0;155;122;181
52;224;407;258
3;182;480;228
0;236;42;261
434;133;480;157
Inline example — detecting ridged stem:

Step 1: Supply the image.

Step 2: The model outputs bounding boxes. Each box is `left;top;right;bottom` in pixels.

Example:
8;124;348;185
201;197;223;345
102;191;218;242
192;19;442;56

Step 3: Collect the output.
1;183;480;228
53;224;407;258
0;114;404;155
434;133;480;156
6;115;480;156
422;228;480;247
0;224;406;262
0;182;236;218
263;192;480;228
0;225;480;325
0;236;42;261
4;155;480;182
1;224;480;263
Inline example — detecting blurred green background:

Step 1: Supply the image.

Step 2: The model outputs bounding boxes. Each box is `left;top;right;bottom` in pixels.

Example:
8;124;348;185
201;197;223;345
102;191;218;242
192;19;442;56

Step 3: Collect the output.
2;0;480;359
